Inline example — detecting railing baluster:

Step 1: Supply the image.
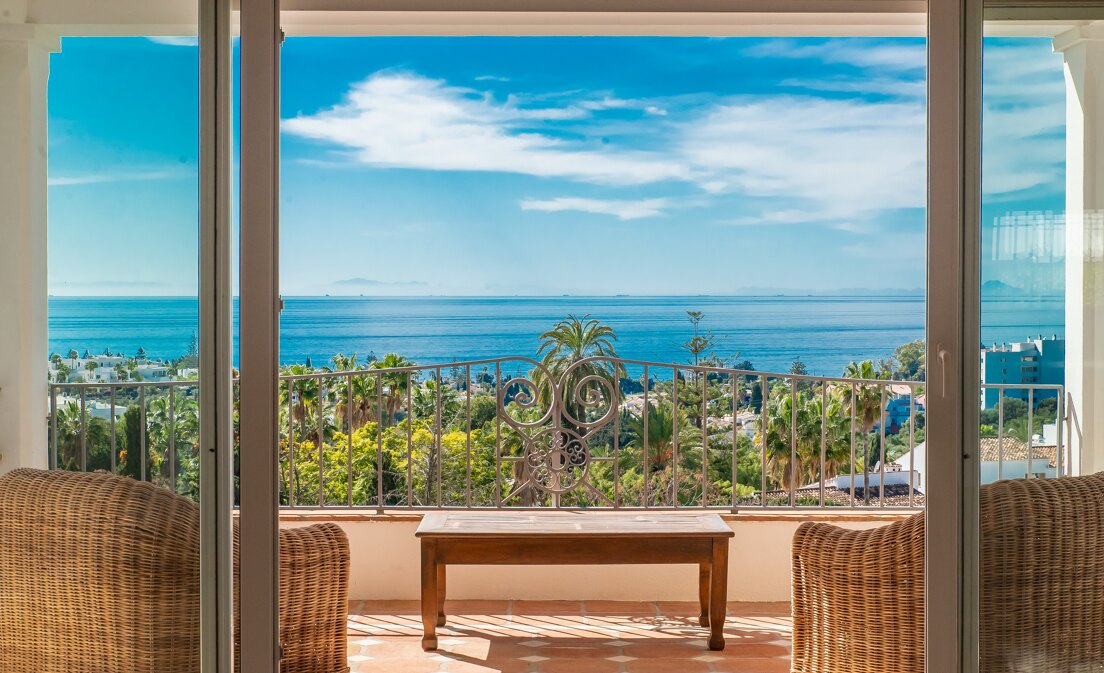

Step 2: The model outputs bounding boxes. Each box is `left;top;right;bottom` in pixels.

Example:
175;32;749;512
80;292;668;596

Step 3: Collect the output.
731;375;738;513
760;374;768;508
908;390;915;508
494;363;502;508
376;372;384;512
49;386;58;470
643;364;650;508
613;370;621;508
80;387;88;472
407;371;413;507
1058;392;1066;476
169;385;177;491
110;387;117;474
997;388;1005;481
789;377;797;508
672;366;679;508
820;382;827;508
878;384;886;508
701;369;708;507
849;383;856;508
288;379;296;506
318;377;325;507
466;365;472;508
139;386;146;482
436;367;443;507
1026;386;1034;479
347;374;353;507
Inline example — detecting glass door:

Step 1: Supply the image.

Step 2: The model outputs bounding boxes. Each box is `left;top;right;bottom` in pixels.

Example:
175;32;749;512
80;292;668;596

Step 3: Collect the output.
974;6;1104;670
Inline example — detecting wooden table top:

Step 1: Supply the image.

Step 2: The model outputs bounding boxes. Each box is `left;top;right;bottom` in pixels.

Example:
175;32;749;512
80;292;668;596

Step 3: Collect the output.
415;511;734;539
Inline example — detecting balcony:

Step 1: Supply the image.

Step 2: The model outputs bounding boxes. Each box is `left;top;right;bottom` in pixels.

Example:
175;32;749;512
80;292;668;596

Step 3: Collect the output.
44;356;1070;623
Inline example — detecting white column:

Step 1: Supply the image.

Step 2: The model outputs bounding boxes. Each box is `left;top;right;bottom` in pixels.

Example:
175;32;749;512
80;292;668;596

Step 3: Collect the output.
0;25;55;474
1055;24;1104;476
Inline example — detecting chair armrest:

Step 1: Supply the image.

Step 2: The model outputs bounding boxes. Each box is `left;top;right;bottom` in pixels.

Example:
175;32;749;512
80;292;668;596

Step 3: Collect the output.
279;523;351;673
235;522;351;673
791;514;924;673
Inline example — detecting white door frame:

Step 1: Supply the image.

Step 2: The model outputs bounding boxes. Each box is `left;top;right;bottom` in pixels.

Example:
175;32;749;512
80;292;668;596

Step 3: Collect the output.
199;0;236;671
238;0;284;670
228;3;990;671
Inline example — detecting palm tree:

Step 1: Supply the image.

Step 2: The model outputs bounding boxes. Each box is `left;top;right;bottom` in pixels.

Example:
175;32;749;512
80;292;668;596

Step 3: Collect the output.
331;353;378;430
371;353;415;427
757;388;852;494
623;401;702;505
841;360;889;502
535;315;625;426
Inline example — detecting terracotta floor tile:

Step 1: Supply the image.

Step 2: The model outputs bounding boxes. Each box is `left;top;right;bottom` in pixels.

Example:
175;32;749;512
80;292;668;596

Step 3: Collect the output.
538;644;625;659
537;658;622;673
625;658;712;673
727;601;791;617
444;659;530;673
585;601;659;616
513;600;585;616
445;600;511;615
350;601;793;673
711;656;791;673
656;601;704;617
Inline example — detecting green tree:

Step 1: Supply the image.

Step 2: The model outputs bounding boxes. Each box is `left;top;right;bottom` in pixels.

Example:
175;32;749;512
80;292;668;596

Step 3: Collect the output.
841;360;889;503
371;353;416;427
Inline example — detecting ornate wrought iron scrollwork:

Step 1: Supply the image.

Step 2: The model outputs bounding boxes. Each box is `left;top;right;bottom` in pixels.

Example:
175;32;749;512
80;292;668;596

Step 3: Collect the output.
498;357;619;497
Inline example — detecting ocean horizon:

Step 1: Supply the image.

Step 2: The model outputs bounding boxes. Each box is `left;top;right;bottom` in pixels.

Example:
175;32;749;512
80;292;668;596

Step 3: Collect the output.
47;294;1064;377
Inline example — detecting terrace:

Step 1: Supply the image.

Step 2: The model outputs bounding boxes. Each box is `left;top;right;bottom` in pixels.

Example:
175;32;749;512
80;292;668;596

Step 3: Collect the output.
3;2;1104;671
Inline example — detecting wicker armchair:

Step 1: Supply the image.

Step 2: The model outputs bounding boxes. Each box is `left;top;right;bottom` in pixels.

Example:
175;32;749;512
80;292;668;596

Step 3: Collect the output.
791;472;1104;673
0;468;350;673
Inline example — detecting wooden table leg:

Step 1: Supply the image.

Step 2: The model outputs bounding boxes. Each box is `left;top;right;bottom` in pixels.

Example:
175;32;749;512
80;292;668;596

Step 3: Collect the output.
698;562;710;627
437;564;447;626
421;540;438;650
708;538;729;651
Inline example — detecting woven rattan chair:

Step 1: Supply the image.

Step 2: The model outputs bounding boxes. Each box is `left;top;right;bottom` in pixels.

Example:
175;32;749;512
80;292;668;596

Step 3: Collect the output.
791;472;1104;673
0;468;350;673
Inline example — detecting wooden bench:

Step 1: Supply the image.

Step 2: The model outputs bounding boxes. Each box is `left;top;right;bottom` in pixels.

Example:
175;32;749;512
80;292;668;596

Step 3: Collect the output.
415;511;735;651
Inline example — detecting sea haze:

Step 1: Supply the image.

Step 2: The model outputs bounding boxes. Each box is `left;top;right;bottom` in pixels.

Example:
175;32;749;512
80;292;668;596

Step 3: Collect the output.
47;295;1063;377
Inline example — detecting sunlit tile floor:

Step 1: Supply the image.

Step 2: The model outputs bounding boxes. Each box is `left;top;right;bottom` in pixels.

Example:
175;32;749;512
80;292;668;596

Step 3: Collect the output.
346;600;792;673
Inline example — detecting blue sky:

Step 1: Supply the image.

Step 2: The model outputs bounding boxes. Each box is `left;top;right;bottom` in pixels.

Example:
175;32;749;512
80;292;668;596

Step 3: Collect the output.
47;36;1065;296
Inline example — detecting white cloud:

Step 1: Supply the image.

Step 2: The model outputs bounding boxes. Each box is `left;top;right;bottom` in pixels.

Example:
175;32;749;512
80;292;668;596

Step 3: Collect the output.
48;169;190;186
681;95;926;222
519;197;671;220
981;40;1066;198
282;72;692;186
146;36;198;47
744;40;926;72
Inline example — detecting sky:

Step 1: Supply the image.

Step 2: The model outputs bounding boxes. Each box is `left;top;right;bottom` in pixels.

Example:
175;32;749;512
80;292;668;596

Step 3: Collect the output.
46;36;1066;297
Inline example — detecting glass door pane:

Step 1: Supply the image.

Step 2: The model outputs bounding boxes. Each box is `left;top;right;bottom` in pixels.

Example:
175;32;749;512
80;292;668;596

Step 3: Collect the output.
10;18;210;670
977;13;1104;670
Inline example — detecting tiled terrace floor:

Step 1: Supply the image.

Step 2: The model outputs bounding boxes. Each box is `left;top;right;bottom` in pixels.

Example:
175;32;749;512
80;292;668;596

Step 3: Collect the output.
346;600;792;673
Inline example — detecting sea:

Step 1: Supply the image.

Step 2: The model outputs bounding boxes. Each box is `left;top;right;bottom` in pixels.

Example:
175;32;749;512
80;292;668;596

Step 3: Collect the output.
47;295;1065;377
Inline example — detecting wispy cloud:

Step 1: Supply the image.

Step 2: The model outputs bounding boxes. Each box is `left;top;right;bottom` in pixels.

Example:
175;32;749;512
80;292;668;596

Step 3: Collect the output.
48;169;191;186
744;39;926;72
982;40;1065;199
282;72;693;187
681;96;926;224
519;197;671;220
146;36;198;47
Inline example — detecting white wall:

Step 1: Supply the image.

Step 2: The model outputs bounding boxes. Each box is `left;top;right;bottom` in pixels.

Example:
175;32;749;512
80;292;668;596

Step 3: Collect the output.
280;513;903;602
0;27;52;475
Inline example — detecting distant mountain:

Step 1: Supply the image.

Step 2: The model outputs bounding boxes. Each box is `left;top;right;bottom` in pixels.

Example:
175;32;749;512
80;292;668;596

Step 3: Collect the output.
980;279;1025;296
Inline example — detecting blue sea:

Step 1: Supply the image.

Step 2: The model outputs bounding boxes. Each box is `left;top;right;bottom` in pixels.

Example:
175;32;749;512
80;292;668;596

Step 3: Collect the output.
47;295;1064;377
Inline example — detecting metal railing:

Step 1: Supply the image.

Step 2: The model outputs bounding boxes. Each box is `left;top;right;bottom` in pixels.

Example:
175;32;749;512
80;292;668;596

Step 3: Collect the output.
47;357;1069;511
